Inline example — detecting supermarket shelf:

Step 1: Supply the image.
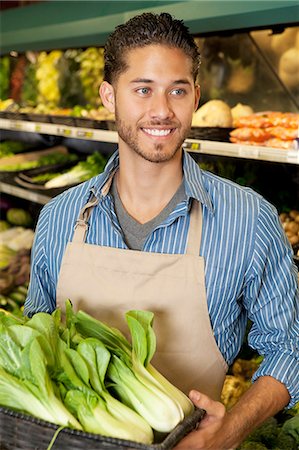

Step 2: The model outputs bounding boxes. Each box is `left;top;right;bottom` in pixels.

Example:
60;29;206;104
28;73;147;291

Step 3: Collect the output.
0;179;51;205
0;118;118;143
183;139;299;165
1;118;299;165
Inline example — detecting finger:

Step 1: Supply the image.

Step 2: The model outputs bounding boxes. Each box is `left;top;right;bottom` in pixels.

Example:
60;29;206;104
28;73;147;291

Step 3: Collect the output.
189;390;226;418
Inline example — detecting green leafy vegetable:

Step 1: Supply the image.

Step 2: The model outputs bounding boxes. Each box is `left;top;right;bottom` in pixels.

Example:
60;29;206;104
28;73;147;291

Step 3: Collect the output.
74;306;194;432
0;151;78;172
44;152;107;188
0;317;81;429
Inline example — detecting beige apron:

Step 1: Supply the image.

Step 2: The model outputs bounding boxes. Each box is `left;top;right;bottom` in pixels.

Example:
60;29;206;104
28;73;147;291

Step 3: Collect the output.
56;179;227;400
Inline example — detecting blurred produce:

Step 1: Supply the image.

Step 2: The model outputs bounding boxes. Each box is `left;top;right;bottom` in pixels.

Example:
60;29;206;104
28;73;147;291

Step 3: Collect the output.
10;55;27;103
0;283;28;313
0;221;10;232
278;47;299;89
0;147;78;172
0;98;17;111
231;357;262;380
0;223;32;301
20;52;38;107
44;151;107;188
71;104;115;121
221;375;251;410
227;59;255;94
0;226;34;252
0;140;33;158
223;328;299;450
192;99;233;127
0;245;16;270
78;47;104;106
6;208;33;228
231;103;254;125
238;415;299;450
230;111;299;148
36;50;62;107
270;28;297;55
57;49;85;108
0;56;10;100
0;248;30;292
280;210;299;249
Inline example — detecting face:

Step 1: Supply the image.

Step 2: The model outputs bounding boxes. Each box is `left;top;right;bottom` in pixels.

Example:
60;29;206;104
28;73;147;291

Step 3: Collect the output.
100;45;200;164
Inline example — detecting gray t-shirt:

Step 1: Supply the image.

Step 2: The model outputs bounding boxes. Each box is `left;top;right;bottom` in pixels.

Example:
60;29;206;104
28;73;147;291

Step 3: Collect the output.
110;176;186;250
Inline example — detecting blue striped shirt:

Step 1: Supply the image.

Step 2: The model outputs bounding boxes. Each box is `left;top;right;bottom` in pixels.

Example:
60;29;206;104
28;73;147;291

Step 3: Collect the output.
24;150;299;406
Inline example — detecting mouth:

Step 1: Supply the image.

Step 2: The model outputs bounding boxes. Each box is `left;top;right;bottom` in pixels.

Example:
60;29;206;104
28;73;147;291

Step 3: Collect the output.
141;127;175;138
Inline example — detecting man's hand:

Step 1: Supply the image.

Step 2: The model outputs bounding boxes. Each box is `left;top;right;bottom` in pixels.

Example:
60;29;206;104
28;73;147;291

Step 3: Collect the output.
174;376;290;450
174;390;234;450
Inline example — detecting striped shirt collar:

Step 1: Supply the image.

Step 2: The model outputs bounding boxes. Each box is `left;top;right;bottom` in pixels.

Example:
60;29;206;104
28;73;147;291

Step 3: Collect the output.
91;150;214;213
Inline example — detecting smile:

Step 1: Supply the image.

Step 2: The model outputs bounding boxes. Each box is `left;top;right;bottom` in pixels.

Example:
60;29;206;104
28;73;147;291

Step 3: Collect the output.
142;128;173;137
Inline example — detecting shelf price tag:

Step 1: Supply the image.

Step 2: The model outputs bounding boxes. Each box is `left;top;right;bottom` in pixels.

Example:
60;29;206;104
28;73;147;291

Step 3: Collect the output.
56;127;72;137
238;146;259;159
76;130;94;139
183;141;201;152
9;121;23;131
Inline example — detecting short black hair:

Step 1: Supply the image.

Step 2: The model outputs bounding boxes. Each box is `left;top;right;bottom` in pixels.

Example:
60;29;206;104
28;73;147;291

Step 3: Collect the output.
103;12;200;84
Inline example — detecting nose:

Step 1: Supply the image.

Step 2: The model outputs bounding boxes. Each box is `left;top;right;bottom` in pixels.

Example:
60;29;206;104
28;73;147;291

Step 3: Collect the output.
149;93;174;120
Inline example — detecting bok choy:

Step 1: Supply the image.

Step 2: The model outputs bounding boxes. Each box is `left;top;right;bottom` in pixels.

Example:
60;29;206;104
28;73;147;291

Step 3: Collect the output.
72;306;194;433
0;312;81;429
25;309;154;443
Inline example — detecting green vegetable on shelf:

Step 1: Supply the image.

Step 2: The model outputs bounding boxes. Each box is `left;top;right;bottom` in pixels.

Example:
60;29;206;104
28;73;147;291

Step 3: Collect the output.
0;140;32;158
44;151;107;188
281;415;299;446
6;208;33;227
0;151;78;172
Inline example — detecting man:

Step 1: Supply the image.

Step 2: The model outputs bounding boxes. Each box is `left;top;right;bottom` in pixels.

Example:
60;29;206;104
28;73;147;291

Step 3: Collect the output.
25;12;298;449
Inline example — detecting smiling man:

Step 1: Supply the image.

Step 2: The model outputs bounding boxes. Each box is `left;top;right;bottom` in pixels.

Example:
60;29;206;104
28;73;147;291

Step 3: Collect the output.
25;12;298;449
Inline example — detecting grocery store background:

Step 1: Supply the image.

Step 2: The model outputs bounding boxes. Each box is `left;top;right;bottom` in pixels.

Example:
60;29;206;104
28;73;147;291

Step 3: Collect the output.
0;0;298;260
0;1;298;445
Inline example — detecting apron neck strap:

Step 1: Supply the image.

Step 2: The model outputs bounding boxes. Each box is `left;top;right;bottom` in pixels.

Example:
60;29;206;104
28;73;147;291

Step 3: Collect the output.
72;170;117;243
72;195;99;243
186;200;203;256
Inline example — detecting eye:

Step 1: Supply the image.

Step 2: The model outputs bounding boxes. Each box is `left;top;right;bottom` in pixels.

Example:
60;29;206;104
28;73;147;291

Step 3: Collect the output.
171;88;186;96
136;87;150;95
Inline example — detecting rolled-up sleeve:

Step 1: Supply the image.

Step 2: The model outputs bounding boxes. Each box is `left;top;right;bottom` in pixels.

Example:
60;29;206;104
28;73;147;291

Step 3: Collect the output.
244;200;299;407
24;203;56;317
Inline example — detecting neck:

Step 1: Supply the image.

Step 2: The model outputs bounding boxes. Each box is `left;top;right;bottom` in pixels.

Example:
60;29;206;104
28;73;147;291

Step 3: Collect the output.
116;150;183;224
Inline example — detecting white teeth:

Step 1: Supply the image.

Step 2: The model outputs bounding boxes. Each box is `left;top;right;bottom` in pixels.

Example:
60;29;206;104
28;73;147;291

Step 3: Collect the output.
143;128;172;136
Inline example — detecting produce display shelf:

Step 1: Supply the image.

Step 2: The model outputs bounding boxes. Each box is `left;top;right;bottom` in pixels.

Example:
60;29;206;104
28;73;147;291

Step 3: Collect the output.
1;118;299;165
0;118;118;144
184;139;299;165
0;174;51;205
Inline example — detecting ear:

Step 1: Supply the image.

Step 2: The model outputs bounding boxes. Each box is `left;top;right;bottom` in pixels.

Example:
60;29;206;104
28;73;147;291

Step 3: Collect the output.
194;84;200;111
99;81;115;113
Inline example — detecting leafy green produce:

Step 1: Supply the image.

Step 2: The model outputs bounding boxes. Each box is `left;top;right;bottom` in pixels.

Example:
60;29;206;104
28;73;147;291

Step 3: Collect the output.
0;140;32;158
6;208;33;227
0;221;10;232
281;415;299;445
0;307;154;443
21;58;38;107
44;151;107;188
0;313;81;429
0;56;10;100
0;151;78;172
73;306;194;432
238;415;299;450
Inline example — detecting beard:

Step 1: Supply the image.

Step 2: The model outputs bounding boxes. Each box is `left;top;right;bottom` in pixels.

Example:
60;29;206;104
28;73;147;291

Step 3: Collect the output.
115;110;190;164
